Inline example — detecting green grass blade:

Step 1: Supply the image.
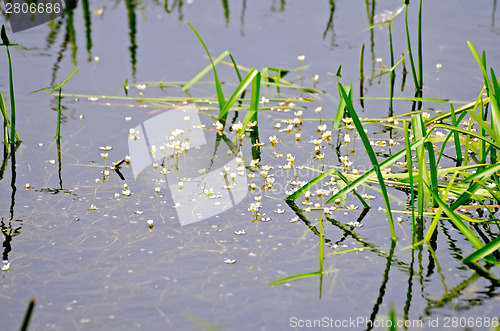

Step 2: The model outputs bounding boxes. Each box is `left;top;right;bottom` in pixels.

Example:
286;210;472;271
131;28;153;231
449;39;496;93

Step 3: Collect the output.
450;104;463;163
424;172;458;242
404;2;418;90
184;313;224;331
333;85;351;129
319;215;324;271
0;89;9;144
463;236;500;264
463;163;500;183
181;50;230;93
412;114;429;218
187;23;226;111
334;169;369;208
269;271;323;285
424;182;497;264
218;69;259;123
468;42;500;142
431;124;500;150
286;168;336;201
238;72;261;135
229;53;243;83
338;83;396;239
370;52;407;80
6;46;16;145
403;121;415;232
417;0;423;91
56;88;62;138
325;138;425;205
361;96;467;104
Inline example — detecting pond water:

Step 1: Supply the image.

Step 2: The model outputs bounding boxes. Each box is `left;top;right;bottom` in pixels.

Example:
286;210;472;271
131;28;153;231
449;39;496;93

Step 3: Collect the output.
1;1;500;330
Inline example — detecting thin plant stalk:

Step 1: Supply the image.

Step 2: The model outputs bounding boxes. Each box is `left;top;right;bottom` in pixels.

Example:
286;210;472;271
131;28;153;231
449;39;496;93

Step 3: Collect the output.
359;43;365;108
0;25;20;146
57;88;62;139
417;0;423;93
6;45;15;145
388;21;395;116
404;1;418;92
31;67;79;139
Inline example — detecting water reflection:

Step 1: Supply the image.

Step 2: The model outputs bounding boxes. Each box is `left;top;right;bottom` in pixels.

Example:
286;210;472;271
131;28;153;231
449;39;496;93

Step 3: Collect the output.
40;0;356;84
322;1;336;44
125;0;138;79
1;145;19;271
82;0;93;62
284;198;500;327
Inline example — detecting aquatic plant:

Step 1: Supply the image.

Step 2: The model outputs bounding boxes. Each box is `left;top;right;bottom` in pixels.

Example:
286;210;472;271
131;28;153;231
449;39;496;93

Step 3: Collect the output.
32;67;79;139
287;42;500;265
187;23;261;136
0;25;20;147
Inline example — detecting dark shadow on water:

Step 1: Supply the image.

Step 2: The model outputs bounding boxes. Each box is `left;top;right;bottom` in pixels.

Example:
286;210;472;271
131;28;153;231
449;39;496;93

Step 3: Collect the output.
82;0;93;62
366;240;396;331
1;145;20;266
125;0;138;80
322;1;336;45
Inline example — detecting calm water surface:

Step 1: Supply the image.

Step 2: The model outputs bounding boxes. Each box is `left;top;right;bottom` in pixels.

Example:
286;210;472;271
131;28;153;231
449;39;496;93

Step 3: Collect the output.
0;1;500;330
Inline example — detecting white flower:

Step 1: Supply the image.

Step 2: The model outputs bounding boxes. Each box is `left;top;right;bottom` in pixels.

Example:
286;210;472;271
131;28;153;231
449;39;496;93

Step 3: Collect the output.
232;121;243;132
315;153;325;160
298;55;305;62
100;153;108;159
317;124;327;132
215;121;224;131
268;135;281;146
2;261;10;271
248;202;261;212
171;128;184;136
346;204;358;210
312;139;323;146
344;134;351;144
